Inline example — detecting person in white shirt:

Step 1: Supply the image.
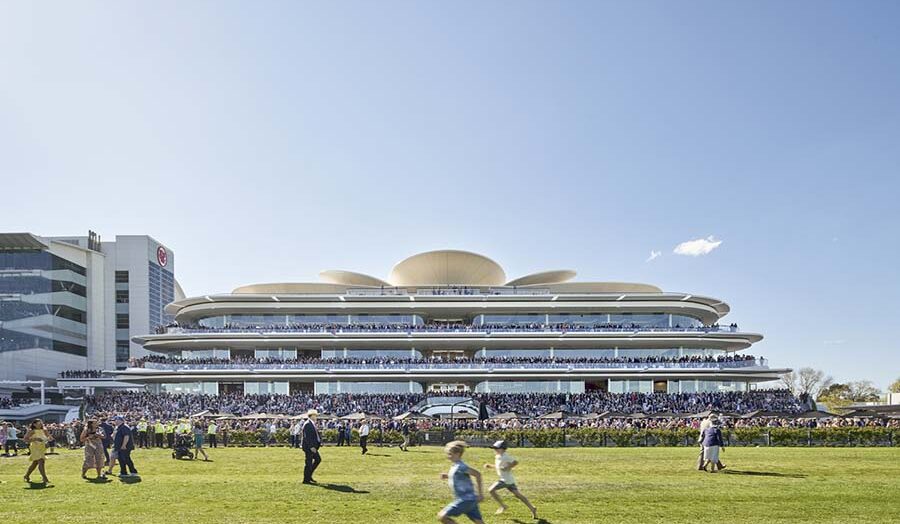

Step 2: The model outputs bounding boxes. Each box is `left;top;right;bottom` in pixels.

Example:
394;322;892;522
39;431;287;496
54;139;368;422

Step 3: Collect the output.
290;421;303;448
483;440;537;518
358;420;370;455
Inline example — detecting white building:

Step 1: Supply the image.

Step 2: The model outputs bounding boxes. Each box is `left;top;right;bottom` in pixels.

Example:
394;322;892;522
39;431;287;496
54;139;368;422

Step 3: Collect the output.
0;231;181;381
126;249;786;396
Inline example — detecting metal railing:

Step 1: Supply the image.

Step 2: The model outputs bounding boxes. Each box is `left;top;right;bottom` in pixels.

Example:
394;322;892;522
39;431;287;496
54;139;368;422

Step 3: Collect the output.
137;359;765;372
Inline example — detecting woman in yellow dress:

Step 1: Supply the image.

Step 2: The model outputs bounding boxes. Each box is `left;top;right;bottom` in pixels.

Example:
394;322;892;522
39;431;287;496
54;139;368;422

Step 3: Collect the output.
24;419;50;484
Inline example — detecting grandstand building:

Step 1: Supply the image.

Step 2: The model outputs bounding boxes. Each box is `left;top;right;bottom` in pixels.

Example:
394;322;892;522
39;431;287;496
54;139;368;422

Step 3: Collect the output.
123;250;784;397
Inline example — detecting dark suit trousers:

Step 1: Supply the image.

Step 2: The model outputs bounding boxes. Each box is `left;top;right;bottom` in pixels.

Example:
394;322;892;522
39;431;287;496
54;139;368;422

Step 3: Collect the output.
303;449;321;481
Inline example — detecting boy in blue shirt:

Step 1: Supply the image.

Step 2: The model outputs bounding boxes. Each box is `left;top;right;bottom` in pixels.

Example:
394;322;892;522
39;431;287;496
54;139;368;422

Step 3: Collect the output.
438;440;484;524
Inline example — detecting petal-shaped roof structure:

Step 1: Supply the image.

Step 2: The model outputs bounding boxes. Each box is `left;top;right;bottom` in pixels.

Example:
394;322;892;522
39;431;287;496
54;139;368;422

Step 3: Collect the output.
388;250;506;286
506;269;577;287
319;270;390;287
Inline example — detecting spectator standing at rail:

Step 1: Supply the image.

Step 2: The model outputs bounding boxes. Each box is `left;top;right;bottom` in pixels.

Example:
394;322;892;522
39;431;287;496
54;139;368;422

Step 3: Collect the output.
154;419;165;448
207;420;218;448
136;418;148;448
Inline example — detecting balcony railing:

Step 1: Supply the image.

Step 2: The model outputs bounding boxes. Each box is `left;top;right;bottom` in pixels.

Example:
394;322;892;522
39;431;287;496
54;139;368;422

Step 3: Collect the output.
159;325;741;335
136;359;766;372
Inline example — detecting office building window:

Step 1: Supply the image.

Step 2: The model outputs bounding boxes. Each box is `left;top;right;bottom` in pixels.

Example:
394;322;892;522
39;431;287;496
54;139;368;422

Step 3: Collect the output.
116;289;129;303
115;271;129;283
116;340;130;362
116;313;130;329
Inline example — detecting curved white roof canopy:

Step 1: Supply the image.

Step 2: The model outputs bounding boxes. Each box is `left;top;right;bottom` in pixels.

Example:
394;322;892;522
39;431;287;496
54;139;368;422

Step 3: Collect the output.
225;250;671;298
506;270;577;287
319;270;390;287
388;250;506;286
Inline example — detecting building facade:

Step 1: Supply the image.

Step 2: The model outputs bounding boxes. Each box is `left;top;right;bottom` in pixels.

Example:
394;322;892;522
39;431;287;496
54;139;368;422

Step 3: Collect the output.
0;232;179;381
126;250;784;395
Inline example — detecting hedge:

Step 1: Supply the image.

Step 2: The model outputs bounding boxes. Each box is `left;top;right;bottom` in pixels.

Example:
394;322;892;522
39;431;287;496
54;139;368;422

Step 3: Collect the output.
453;427;899;448
217;427;898;448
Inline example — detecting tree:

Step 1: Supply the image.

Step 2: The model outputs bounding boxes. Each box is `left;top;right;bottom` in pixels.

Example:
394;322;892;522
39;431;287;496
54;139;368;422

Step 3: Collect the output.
890;378;900;394
780;367;833;399
817;381;881;411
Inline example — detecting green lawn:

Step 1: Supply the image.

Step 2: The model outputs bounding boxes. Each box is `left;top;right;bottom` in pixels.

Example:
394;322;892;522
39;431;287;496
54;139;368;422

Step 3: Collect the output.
1;445;898;523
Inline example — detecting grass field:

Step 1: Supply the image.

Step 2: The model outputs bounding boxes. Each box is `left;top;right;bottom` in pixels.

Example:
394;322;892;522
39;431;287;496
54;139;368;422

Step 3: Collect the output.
1;445;899;523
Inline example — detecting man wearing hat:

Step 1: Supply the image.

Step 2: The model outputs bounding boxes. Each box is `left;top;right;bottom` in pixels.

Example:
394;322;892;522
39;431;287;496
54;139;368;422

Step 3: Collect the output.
301;409;321;484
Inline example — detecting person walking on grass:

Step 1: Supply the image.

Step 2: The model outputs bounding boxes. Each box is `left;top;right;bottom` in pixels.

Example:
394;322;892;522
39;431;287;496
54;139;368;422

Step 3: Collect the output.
438;440;485;524
700;417;726;473
113;416;138;478
105;423;119;476
358;419;370;455
400;422;411;452
81;419;107;480
301;409;321;484
193;422;210;461
696;413;726;471
483;440;538;518
23;419;50;484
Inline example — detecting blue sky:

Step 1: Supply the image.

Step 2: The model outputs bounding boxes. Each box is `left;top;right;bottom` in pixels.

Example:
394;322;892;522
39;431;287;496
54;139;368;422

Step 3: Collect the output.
2;2;898;387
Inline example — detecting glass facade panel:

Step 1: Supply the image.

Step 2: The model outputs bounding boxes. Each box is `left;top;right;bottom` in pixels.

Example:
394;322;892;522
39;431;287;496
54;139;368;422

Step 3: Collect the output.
322;349;421;359
552;349;616;359
255;348;298;360
349;314;423;325
160;382;218;394
481;349;552;358
148;262;175;331
0;250;88;357
608;380;653;393
314;381;422;394
547;314;609;325
475;381;585;393
480;314;546;325
244;382;289;395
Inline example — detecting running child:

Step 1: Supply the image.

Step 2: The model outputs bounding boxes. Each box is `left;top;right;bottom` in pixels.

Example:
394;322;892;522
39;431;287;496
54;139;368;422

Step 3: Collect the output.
438;440;484;524
483;440;538;518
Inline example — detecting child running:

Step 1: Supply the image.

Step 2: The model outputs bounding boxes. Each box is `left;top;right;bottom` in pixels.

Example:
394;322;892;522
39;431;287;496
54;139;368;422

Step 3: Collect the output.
438;440;484;524
483;440;538;518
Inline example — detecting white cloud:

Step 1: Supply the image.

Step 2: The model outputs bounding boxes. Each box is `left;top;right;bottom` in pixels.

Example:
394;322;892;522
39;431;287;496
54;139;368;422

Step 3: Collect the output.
645;250;662;263
673;236;723;256
823;339;845;346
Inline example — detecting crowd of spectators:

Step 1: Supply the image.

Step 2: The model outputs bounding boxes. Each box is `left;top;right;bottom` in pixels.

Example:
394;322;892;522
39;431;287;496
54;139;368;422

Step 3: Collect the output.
58;369;104;379
155;321;739;334
83;389;802;421
129;353;762;369
0;397;24;409
473;390;803;417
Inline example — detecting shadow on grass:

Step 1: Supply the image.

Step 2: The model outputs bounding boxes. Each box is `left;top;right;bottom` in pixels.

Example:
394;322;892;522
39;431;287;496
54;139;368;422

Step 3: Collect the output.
314;483;370;494
119;476;143;484
86;476;113;484
363;453;391;457
513;519;552;524
24;482;55;490
722;470;806;478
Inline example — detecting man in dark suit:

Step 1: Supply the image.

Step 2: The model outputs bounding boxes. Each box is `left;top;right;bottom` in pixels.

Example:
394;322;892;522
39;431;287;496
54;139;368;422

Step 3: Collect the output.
301;409;321;484
113;416;138;477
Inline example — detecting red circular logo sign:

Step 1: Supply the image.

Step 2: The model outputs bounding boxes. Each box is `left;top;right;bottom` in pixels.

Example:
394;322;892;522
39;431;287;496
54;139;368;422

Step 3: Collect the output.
157;246;168;267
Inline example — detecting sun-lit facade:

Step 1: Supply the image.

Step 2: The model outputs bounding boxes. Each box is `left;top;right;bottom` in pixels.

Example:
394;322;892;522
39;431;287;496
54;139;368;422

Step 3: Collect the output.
126;250;783;395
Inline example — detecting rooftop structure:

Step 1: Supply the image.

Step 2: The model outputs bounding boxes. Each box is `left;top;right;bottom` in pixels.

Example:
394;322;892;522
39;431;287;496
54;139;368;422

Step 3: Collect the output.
122;250;784;397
